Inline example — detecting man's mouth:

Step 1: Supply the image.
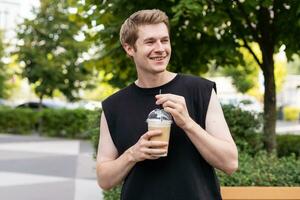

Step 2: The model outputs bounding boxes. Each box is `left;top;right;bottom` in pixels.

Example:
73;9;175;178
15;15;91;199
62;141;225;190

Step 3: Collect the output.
149;55;167;61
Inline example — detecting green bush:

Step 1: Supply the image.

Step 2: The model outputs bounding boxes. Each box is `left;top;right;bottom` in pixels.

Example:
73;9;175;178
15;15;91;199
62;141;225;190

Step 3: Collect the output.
40;108;99;139
89;110;100;156
222;104;263;154
277;134;300;158
103;186;122;200
0;107;100;139
218;151;300;186
0;107;38;134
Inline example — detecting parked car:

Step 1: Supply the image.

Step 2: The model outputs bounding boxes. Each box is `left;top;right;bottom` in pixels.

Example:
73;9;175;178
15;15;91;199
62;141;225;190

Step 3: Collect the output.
15;99;101;110
219;95;263;113
71;100;102;110
16;102;48;109
16;100;67;109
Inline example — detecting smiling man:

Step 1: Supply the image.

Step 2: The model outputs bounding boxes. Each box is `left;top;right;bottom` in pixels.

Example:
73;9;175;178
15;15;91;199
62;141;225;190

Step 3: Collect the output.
96;9;238;200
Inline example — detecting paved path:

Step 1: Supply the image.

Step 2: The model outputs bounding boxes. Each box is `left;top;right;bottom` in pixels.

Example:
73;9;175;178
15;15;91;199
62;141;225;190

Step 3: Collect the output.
0;133;103;200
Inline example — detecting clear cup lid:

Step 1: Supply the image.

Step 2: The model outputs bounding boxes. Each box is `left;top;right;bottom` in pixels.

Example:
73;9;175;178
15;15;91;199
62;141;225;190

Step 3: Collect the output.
146;108;173;123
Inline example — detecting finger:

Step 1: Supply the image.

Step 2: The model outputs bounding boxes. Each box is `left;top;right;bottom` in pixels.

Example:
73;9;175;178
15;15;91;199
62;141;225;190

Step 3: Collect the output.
144;148;168;155
145;140;168;148
162;100;177;109
164;106;180;119
155;94;173;104
164;101;186;115
141;130;162;140
156;94;183;105
155;96;168;105
140;149;163;160
156;93;182;100
146;154;161;160
156;93;177;99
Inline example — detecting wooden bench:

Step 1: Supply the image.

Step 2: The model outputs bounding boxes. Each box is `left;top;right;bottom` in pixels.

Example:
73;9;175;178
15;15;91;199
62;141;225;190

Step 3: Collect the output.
221;187;300;200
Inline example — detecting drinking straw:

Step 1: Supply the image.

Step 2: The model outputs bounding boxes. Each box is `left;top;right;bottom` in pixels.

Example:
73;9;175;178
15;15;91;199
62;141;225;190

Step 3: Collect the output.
159;89;162;121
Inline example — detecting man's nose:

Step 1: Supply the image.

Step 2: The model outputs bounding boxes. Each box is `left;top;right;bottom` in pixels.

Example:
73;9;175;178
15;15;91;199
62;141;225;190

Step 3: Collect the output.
154;41;164;52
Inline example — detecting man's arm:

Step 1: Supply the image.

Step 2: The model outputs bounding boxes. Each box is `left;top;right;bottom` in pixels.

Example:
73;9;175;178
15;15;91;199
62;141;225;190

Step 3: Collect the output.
96;112;168;190
156;90;238;175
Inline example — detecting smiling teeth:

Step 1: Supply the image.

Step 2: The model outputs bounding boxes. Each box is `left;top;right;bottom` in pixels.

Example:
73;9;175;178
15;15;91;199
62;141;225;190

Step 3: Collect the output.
150;57;164;61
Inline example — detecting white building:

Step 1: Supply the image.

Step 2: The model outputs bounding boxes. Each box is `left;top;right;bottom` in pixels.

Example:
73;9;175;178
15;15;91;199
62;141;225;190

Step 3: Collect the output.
277;75;300;107
0;0;21;41
0;0;20;32
0;0;39;40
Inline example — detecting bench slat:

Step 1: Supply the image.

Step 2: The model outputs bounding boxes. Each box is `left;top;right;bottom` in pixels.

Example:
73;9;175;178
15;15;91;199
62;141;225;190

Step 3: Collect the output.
221;187;300;200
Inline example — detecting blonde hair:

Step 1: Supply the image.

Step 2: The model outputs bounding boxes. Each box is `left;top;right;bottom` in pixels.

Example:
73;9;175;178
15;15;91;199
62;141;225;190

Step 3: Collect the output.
119;9;169;48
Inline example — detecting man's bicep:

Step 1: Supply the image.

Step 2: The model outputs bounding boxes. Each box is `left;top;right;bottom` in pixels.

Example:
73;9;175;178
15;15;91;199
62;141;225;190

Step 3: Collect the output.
205;90;234;143
97;111;118;163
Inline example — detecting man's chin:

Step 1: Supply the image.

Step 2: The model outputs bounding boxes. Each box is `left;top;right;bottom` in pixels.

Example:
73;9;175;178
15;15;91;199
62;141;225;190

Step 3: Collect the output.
150;67;167;74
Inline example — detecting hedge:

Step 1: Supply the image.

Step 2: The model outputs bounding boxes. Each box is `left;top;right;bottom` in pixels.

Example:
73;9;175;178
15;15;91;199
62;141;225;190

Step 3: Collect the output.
39;108;99;139
0;107;38;134
277;134;300;158
217;151;300;186
222;104;264;155
0;106;100;139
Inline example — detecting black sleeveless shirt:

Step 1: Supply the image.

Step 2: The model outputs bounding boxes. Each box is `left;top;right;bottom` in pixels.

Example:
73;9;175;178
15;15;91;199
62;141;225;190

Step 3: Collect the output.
102;74;222;200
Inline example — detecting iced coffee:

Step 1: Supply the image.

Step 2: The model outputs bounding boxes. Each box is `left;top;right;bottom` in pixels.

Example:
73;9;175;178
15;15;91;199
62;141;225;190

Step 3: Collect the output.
146;109;172;156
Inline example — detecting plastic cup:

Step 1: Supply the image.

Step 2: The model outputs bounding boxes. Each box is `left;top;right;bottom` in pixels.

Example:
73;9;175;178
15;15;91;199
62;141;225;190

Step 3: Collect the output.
146;109;172;156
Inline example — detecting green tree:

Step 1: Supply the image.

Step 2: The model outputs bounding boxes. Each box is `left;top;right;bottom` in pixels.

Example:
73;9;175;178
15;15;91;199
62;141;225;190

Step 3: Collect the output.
172;0;300;152
220;43;287;100
16;0;93;102
221;43;260;94
0;30;7;98
84;0;300;152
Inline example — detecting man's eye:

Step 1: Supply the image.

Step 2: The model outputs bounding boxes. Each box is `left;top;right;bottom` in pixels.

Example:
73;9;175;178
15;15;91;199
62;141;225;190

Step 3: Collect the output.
162;39;169;43
146;41;154;44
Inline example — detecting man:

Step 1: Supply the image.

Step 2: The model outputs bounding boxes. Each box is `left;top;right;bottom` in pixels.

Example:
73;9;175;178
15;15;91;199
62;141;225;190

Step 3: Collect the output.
96;9;238;200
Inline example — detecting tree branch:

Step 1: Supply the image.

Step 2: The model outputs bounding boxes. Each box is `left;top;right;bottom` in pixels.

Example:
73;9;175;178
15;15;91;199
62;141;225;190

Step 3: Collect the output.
223;4;262;68
233;0;262;44
241;37;263;68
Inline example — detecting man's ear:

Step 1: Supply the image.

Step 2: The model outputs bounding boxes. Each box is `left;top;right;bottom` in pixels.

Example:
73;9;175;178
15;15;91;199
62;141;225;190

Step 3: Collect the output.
123;43;135;57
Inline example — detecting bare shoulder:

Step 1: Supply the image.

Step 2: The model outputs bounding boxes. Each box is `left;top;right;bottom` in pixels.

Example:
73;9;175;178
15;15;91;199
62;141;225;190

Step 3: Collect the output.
205;90;234;143
97;112;118;163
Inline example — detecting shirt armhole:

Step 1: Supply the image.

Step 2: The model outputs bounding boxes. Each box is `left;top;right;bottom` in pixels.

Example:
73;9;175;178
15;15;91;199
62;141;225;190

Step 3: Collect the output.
101;102;119;153
202;81;217;130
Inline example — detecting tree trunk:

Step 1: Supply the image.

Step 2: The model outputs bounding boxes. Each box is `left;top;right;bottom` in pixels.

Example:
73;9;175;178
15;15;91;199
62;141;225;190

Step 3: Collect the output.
37;95;44;135
257;5;277;153
261;47;276;153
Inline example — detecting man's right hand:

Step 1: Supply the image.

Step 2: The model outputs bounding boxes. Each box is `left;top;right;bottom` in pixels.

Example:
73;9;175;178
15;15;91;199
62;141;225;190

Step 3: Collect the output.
127;130;168;162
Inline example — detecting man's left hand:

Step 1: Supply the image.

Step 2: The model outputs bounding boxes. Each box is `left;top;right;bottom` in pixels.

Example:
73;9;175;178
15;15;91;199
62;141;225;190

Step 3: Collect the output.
155;94;193;130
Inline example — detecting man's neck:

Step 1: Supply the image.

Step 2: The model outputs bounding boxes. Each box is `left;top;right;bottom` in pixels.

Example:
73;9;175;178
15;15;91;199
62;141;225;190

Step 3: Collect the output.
135;71;177;88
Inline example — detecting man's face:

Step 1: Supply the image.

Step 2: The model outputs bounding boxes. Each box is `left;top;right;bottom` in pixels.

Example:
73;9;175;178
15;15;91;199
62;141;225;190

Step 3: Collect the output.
125;23;171;75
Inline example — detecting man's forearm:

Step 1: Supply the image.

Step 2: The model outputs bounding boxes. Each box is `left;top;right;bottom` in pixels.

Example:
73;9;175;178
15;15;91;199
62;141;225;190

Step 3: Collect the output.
96;149;136;190
183;120;238;175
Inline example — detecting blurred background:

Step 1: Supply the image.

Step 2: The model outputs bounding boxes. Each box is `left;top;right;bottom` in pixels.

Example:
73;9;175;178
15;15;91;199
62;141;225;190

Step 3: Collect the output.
0;0;299;200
